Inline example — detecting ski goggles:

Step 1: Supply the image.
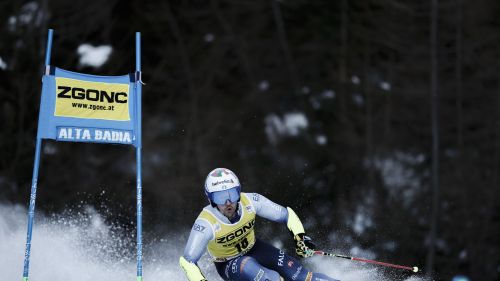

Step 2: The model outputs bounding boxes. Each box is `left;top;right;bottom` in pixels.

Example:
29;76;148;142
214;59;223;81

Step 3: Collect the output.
210;187;240;205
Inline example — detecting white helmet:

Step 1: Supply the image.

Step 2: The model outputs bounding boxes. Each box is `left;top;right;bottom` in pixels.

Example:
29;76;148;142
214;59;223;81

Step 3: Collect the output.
204;168;241;206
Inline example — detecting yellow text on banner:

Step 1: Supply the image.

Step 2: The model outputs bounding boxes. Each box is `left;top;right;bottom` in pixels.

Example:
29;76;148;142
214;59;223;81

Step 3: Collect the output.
54;77;130;121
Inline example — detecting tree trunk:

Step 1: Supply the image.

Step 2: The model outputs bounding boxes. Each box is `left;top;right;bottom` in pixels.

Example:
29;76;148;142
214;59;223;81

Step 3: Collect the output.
455;0;463;151
211;0;256;89
163;0;201;175
363;20;374;189
426;0;440;277
338;0;349;116
271;0;300;95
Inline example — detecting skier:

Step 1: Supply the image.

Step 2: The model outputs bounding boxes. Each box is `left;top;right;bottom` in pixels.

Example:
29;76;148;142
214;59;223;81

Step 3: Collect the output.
179;168;340;281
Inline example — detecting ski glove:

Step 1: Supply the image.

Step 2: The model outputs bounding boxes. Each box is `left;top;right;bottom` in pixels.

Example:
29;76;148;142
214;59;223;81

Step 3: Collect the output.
294;233;316;258
179;256;208;281
286;207;315;258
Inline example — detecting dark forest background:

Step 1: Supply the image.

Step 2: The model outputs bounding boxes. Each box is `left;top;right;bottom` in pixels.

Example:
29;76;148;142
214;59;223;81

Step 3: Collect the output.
1;0;500;280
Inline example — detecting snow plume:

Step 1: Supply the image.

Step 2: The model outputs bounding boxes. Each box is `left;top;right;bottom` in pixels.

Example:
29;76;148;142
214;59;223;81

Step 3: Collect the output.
0;204;186;280
0;204;427;280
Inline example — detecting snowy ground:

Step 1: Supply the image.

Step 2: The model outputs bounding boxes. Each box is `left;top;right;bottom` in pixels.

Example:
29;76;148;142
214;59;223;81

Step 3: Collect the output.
0;204;427;281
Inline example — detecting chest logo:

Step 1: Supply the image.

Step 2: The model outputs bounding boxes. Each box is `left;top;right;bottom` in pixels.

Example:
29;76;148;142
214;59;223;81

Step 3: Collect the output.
216;219;255;243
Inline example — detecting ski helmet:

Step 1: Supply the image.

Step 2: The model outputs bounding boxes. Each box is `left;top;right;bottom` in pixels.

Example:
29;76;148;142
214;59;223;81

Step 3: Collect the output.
204;168;241;207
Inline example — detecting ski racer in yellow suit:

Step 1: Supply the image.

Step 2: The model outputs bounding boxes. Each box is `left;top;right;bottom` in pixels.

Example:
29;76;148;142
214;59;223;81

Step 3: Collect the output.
179;168;340;281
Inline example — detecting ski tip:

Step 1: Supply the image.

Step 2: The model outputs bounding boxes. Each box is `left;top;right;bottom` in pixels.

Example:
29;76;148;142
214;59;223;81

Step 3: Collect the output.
413;266;419;273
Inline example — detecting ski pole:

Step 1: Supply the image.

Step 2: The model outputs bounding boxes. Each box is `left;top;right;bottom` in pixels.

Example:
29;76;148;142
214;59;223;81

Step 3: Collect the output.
314;250;419;273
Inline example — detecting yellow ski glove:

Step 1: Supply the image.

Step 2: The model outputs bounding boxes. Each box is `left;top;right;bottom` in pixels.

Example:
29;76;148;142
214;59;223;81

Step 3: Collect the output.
286;207;316;258
179;256;207;281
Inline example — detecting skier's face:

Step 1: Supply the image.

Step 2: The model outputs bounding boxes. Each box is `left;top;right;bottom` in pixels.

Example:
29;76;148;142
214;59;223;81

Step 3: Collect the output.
217;201;237;219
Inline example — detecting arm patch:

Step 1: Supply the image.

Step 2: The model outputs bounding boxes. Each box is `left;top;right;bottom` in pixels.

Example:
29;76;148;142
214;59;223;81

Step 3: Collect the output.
252;193;260;201
193;223;206;233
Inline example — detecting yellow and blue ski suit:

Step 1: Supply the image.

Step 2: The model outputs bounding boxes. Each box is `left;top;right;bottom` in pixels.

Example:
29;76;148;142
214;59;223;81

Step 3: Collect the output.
179;192;339;281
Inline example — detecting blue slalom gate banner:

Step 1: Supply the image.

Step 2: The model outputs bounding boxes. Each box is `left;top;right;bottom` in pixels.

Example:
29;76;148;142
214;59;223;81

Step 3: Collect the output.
22;29;144;281
38;67;139;145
